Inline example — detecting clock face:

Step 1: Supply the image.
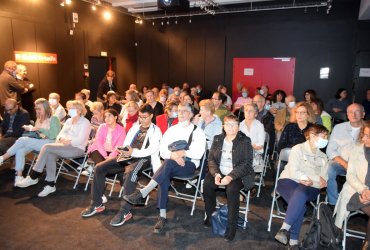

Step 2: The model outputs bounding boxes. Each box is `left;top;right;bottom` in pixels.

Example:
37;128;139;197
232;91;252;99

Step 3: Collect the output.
162;0;172;6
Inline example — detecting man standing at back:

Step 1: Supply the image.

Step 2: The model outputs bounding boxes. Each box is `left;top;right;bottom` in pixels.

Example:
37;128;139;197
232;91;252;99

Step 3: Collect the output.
326;103;365;207
97;70;117;102
16;64;36;121
0;61;28;108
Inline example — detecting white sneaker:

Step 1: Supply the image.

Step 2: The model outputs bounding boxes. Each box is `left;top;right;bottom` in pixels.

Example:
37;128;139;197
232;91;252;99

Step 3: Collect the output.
102;194;108;204
14;176;25;187
185;179;198;189
16;176;38;188
38;185;56;197
81;166;94;176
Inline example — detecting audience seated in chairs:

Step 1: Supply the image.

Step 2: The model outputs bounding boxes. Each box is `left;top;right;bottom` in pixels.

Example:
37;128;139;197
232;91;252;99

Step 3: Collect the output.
239;103;265;162
48;92;66;122
274;95;296;140
17;100;91;197
303;89;317;105
326;103;365;207
233;87;252;114
145;90;164;125
157;89;168;108
326;88;351;124
334;121;370;250
212;91;231;124
81;104;162;225
121;101;139;133
87;109;126;167
203;114;254;241
310;98;332;133
277;102;314;153
274;124;329;249
81;89;93;108
0;98;30;155
123;102;206;233
103;91;122;114
0;98;61;186
270;89;287;115
89;101;105;135
156;100;179;135
120;89;143;115
75;91;93;121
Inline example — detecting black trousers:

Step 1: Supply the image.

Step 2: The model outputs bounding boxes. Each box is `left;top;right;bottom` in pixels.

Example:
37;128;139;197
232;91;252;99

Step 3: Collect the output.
91;157;150;207
203;173;243;230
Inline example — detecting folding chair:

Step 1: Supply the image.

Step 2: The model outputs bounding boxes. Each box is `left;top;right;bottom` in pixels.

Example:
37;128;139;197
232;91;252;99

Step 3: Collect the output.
342;210;366;249
255;132;270;197
55;151;89;189
217;186;251;229
26;150;39;176
267;147;320;231
168;147;207;216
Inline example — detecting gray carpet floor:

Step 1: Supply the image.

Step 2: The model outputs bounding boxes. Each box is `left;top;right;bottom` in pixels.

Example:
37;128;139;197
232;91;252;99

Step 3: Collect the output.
0;161;365;250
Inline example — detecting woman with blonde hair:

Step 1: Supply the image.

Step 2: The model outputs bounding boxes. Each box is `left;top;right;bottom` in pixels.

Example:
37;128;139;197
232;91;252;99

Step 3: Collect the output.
278;102;314;152
0;98;61;186
17;100;91;197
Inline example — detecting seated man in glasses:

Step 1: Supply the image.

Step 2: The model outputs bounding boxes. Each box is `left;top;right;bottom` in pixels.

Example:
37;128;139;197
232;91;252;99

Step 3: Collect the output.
0;98;30;154
123;102;206;234
81;104;162;219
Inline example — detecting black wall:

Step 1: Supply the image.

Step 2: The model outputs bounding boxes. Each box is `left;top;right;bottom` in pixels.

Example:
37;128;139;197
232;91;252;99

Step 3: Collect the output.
135;0;370;103
0;0;136;104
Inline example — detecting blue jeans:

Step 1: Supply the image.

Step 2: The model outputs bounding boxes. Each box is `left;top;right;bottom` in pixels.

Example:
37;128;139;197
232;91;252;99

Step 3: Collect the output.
277;179;319;240
153;159;196;209
327;161;346;205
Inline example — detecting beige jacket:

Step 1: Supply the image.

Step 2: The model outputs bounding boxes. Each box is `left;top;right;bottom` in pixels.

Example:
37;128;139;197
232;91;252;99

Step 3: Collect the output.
279;140;328;188
334;144;368;228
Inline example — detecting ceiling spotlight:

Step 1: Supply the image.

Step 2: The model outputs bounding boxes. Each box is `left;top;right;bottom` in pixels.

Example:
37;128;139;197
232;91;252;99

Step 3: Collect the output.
60;2;65;7
167;19;169;25
161;20;164;26
65;0;72;5
175;17;178;24
103;10;111;20
92;5;96;11
139;19;143;24
152;20;155;26
189;16;192;23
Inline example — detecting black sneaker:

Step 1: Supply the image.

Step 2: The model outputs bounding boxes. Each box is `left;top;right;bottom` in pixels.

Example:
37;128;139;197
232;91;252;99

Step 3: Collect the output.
81;204;105;218
123;190;146;205
203;215;211;228
153;216;167;234
275;229;289;245
109;211;133;227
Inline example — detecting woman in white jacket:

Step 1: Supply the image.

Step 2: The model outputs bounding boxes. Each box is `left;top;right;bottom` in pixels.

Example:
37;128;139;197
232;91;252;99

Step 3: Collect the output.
334;120;370;250
274;124;329;249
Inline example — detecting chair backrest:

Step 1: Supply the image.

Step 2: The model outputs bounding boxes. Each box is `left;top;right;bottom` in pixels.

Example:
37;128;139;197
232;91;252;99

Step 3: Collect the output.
278;147;291;163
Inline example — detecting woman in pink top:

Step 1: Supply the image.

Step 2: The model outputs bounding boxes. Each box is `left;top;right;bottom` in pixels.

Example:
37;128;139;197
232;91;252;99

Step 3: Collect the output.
88;109;126;164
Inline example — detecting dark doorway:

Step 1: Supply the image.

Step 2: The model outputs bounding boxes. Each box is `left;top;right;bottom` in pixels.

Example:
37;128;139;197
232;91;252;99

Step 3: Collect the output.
88;57;116;101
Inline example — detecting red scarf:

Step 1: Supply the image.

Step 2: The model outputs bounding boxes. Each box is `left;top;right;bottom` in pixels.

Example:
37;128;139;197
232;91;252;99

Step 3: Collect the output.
125;113;138;133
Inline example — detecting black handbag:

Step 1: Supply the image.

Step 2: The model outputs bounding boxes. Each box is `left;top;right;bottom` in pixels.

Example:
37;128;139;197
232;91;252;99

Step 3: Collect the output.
167;125;197;152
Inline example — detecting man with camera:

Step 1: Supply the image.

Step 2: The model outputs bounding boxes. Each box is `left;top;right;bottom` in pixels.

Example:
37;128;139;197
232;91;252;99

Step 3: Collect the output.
123;102;206;233
81;104;162;224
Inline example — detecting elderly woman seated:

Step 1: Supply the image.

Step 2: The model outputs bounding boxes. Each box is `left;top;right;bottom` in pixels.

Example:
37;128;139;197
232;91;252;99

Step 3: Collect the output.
239;103;265;172
203;114;253;241
0;98;61;186
274;124;329;249
17;100;91;197
334;121;370;250
121;101;139;133
156;100;179;135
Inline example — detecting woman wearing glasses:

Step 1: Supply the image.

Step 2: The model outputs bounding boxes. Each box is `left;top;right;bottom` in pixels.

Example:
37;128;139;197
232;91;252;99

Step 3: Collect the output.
203;114;254;241
278;102;315;152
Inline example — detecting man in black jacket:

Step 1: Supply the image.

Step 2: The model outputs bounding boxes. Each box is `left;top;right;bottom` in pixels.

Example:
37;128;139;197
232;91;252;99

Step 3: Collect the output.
97;70;117;102
0;98;30;154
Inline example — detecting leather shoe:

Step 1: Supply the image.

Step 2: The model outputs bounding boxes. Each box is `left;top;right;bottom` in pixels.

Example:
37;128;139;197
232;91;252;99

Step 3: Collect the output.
224;227;236;242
